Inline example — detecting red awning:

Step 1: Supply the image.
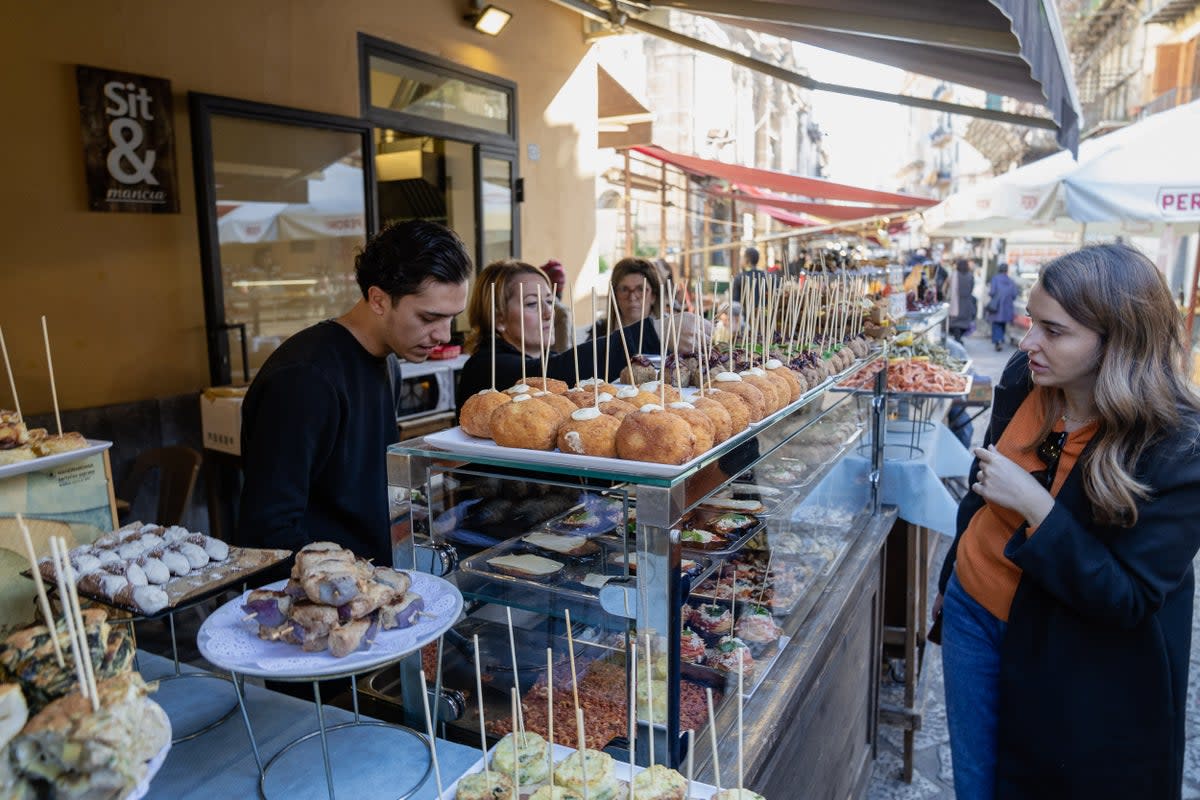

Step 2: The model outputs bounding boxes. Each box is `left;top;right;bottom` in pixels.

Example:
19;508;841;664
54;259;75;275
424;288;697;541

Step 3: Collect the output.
707;187;914;222
633;144;938;207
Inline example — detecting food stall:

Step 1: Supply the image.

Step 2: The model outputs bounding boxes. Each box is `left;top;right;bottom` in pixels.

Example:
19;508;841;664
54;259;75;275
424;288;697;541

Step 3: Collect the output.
381;349;894;797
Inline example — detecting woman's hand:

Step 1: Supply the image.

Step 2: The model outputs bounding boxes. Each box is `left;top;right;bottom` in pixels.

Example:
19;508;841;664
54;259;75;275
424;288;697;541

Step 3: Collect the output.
972;445;1055;528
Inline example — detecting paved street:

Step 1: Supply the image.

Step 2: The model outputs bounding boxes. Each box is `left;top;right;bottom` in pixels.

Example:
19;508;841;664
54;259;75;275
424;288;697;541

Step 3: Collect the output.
866;328;1200;798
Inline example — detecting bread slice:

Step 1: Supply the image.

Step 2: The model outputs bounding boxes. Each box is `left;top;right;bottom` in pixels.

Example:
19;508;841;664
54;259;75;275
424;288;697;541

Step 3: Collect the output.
31;432;88;457
487;553;563;580
522;532;599;557
700;498;765;514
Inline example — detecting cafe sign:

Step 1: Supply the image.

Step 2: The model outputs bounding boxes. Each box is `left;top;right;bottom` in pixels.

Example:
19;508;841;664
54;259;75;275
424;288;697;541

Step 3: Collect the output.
76;65;179;213
1156;187;1200;218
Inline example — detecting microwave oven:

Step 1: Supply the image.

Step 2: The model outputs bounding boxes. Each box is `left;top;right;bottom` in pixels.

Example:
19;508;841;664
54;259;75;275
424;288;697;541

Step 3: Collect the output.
389;355;467;422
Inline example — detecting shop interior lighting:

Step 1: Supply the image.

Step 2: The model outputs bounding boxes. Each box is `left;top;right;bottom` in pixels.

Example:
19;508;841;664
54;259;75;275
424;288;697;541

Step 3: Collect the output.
231;279;319;288
468;4;511;36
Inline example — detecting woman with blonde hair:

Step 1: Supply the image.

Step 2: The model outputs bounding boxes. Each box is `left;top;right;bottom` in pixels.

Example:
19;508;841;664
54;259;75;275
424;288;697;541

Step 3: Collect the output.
457;259;705;407
935;243;1200;799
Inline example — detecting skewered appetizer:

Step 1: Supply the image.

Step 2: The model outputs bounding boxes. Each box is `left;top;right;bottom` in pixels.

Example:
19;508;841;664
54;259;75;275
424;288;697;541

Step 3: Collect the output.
735;605;784;645
455;770;514;800
616;406;695;465
0;610;134;714
665;402;715;456
245;542;423;658
556;407;620;457
554;748;620;800
597;397;638;422
696;389;751;433
711;373;766;422
688;603;732;637
689;396;733;444
460;389;511;438
707;635;755;678
529;786;584;800
613;386;661;408
0;410;30;450
523;376;569;394
739;370;782;414
491;730;551;783
532;390;579;423
490;394;561;451
7;671;170;800
618;354;658;386
637;380;682;404
681;627;706;664
631;763;689;799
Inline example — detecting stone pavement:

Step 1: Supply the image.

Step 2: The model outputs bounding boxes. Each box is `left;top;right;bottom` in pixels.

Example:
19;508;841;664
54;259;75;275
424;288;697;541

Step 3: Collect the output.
865;328;1200;798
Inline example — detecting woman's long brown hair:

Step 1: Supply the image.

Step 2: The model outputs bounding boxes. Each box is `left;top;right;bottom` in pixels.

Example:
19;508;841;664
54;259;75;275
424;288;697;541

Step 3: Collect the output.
463;260;550;354
1027;243;1200;526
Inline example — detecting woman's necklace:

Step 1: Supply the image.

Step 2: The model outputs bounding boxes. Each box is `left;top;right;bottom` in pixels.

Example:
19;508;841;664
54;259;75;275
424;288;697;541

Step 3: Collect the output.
1061;412;1097;426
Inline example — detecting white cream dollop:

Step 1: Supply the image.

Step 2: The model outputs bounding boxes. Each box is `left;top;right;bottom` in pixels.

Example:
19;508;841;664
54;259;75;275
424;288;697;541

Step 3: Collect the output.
669;401;696;410
571;407;603;421
715;372;742;382
639;404;665;413
563;431;585;453
512;393;533;403
741;367;766;377
616;387;641;399
596;392;614;403
506;383;532;394
639;380;663;393
764;358;784;370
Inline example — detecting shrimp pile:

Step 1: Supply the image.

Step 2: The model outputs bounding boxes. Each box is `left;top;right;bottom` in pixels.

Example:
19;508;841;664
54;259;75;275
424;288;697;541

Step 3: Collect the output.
840;360;968;394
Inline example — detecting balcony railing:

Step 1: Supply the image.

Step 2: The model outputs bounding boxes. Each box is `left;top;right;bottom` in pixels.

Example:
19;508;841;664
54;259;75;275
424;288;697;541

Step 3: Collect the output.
1139;85;1200;118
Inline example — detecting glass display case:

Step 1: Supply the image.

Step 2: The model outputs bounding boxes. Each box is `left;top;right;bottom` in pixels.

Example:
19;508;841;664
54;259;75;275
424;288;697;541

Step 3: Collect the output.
378;354;891;793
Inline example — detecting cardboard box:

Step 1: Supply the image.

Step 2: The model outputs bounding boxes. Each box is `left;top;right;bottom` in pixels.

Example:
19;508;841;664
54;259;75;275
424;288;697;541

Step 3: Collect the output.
200;388;246;455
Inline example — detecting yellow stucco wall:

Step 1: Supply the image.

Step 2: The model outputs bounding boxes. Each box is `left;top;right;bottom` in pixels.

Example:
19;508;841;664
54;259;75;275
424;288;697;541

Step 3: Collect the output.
1;0;596;414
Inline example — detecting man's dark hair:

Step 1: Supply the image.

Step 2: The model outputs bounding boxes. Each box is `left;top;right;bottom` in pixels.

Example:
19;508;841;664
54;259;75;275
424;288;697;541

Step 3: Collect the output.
744;247;760;267
354;220;473;301
996;262;1009;273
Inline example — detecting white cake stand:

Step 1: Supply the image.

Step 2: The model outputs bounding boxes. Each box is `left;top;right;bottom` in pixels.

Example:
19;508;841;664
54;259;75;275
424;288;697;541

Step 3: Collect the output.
198;570;463;800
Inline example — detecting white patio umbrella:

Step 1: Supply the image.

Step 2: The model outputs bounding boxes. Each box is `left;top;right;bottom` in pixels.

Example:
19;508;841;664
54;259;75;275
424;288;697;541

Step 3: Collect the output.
1063;100;1200;226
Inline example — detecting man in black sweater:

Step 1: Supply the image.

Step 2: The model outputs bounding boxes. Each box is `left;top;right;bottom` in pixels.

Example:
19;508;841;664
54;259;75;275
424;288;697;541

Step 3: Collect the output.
238;221;471;565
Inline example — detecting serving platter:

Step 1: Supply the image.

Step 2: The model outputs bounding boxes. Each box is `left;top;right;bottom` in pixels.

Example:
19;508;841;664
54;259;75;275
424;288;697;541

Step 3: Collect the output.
197;570;462;680
0;439;112;480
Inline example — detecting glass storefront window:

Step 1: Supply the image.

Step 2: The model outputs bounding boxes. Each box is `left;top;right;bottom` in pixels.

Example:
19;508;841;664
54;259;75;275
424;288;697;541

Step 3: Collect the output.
368;55;510;136
210;115;367;381
481;156;514;266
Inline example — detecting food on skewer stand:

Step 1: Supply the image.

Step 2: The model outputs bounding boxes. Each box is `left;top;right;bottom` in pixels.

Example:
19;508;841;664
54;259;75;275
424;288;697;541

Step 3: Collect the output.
615;406;695;465
556;406;621;458
490;394;561;451
247;541;423;658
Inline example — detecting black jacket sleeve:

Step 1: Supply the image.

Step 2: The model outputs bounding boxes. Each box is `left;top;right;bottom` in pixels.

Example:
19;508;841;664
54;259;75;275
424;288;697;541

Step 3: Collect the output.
1004;426;1200;630
238;364;339;552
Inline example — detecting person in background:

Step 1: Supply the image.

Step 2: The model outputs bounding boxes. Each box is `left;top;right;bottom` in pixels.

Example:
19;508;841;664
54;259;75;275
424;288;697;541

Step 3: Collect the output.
986;263;1019;352
731;246;774;306
539;259;573;354
947;259;976;342
239;220;472;565
589;257;662;342
458;259;709;405
934;243;1200;798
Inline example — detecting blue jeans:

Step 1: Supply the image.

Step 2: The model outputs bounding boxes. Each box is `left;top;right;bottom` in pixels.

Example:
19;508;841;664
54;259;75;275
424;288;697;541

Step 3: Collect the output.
991;321;1007;346
942;571;1007;800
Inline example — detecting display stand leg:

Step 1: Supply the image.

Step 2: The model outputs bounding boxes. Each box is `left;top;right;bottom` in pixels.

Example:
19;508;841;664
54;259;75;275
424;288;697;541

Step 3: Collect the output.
313;681;338;800
232;671;265;774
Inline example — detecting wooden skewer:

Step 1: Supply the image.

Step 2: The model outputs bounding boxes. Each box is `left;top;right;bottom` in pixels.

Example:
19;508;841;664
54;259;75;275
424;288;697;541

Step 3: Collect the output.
473;634;491;778
756;551;774;609
504;606;525;734
18;514;64;667
564;607;581;713
48;538;84;693
609;291;635;385
686;729;695;800
637;277;647;356
418;669;444;797
570;277;580;386
729;566;737;637
0;327;22;422
59;541;99;710
590;290;600;402
519;283;528;387
706;687;722;791
40;316;62;437
547;647;556;788
241;612;258;622
490;283;497;392
48;537;87;700
738;659;745;795
659;290;667;407
575;706;590;800
511;688;521;799
537;282;548;382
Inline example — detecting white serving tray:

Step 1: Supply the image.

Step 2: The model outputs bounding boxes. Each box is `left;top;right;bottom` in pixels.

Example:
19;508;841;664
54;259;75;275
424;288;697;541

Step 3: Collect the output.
0;439;113;481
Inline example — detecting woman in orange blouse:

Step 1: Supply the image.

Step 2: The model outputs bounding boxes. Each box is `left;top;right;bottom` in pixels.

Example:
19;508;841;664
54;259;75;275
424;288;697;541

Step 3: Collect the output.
935;243;1200;799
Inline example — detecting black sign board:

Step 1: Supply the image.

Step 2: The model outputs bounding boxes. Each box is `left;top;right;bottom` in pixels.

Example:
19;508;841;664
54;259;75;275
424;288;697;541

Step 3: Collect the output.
76;65;179;213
